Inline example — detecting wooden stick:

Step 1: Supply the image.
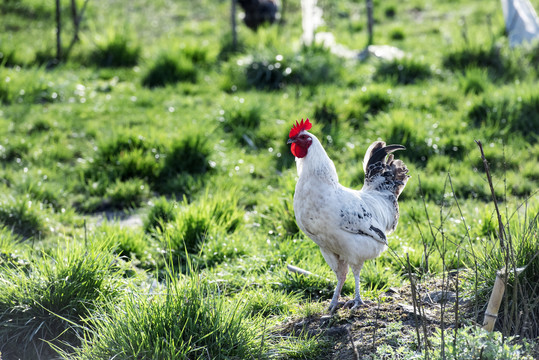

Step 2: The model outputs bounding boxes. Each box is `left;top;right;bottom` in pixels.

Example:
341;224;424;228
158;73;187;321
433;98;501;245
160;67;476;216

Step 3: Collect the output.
366;0;374;45
482;266;525;332
482;268;506;332
286;264;330;282
231;0;237;51
287;264;314;276
55;0;62;61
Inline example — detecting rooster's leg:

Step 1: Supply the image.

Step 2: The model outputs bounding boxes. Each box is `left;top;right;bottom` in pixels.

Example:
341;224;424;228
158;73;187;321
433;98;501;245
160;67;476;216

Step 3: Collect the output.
321;249;348;313
345;262;369;309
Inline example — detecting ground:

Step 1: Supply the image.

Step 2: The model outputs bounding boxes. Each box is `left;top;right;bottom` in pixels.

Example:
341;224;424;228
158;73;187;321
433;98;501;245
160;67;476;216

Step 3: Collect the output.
279;276;469;359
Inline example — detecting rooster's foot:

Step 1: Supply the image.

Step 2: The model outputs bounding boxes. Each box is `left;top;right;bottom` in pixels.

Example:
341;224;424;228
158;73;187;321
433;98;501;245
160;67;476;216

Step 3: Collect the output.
344;298;371;310
328;301;347;314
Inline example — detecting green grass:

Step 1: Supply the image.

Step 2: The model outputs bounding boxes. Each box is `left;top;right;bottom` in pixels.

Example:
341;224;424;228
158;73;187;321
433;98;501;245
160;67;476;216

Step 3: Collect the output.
66;274;265;359
468;202;539;337
375;325;534;359
87;31;141;67
468;87;539;142
144;196;177;233
373;57;433;85
155;192;245;265
0;239;127;358
442;43;523;81
142;53;197;88
1;0;539;358
0;194;49;239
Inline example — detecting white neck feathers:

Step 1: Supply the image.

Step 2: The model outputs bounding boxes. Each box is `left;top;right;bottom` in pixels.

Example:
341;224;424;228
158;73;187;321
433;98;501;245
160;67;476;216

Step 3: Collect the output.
295;134;339;185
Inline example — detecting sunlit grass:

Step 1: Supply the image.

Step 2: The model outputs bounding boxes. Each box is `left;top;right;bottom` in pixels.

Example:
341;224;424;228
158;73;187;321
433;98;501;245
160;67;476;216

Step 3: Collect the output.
0;239;128;358
1;0;539;358
66;273;266;360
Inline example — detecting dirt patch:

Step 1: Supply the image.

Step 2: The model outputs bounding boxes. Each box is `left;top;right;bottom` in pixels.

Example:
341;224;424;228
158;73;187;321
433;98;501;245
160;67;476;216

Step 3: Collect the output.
277;282;463;359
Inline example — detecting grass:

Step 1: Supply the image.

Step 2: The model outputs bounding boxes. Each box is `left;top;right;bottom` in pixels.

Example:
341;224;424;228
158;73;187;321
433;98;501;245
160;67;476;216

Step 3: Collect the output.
469;201;539;338
0;194;48;239
442;42;522;81
65;274;265;359
0;240;127;358
88;31;141;68
159;192;244;257
142;53;197;88
373;57;433;85
468;87;539;142
375;325;534;359
1;0;539;358
458;68;489;95
144;196;177;232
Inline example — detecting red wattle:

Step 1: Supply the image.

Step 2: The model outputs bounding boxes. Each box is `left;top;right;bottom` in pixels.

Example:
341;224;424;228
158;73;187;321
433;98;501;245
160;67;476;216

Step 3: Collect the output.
291;143;308;158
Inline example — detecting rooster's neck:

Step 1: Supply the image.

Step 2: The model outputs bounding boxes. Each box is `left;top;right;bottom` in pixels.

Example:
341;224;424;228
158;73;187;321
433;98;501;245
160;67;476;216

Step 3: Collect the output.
296;138;339;186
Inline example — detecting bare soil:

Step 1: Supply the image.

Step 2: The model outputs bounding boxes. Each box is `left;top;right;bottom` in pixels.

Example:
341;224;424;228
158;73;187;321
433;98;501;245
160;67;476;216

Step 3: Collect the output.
277;279;465;359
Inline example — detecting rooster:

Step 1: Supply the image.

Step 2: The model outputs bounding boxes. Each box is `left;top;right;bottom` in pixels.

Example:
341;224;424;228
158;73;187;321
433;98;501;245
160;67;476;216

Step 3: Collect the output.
287;118;409;312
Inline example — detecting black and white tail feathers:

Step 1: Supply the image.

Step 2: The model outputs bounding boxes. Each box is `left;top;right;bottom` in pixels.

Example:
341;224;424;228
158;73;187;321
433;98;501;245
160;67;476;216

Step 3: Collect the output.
363;141;410;198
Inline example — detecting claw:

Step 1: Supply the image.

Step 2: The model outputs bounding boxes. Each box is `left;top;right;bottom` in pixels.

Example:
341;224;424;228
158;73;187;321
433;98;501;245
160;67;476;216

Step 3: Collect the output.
327;300;340;314
344;298;370;310
328;300;348;314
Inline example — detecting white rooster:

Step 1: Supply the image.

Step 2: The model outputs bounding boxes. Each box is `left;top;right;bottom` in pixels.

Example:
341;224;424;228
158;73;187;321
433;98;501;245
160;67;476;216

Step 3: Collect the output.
287;118;409;312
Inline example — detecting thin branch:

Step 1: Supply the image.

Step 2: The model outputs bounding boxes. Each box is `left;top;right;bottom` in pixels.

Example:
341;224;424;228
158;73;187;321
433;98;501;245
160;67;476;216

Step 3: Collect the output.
407;253;422;351
231;0;238;51
448;174;480;320
64;0;91;61
474;140;506;251
347;327;359;360
56;0;62;61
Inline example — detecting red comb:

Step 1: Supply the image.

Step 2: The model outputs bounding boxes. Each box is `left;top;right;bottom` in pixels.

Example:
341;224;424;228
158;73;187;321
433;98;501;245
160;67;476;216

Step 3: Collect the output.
289;118;312;138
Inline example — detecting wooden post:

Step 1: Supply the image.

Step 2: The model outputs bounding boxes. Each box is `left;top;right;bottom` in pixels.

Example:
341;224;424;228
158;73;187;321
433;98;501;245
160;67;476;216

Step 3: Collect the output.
482;268;506;332
65;0;90;60
231;0;237;51
70;0;78;41
482;266;525;332
55;0;62;61
366;0;373;45
280;0;286;24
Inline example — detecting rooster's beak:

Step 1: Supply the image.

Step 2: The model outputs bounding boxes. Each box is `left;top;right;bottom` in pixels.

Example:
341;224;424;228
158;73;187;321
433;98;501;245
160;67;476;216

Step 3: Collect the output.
287;138;294;145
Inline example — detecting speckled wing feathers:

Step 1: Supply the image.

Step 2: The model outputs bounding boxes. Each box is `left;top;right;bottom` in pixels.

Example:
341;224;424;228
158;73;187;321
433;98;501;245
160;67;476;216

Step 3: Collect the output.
338;198;388;245
363;141;409;199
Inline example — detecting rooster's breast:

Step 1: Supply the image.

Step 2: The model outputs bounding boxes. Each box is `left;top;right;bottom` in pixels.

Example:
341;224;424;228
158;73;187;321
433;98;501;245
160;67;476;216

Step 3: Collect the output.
293;182;388;263
293;179;338;237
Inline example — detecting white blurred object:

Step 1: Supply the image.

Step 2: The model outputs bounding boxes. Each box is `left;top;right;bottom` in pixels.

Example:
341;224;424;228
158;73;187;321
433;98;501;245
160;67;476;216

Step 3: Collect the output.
315;32;358;58
358;45;405;61
501;0;539;46
315;32;405;61
301;0;324;46
303;1;404;62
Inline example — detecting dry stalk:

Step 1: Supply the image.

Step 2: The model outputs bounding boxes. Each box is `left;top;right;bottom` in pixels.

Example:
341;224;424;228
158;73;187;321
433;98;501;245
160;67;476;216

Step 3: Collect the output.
231;0;238;51
347;327;359;360
474;140;506;251
406;254;424;354
371;298;381;354
453;251;460;349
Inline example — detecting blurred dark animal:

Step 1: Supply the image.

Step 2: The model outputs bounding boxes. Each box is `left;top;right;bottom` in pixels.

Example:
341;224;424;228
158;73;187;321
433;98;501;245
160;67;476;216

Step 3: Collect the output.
237;0;278;30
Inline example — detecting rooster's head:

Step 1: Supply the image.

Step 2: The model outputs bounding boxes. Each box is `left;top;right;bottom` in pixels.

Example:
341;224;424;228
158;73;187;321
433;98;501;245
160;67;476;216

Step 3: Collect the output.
287;118;313;158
